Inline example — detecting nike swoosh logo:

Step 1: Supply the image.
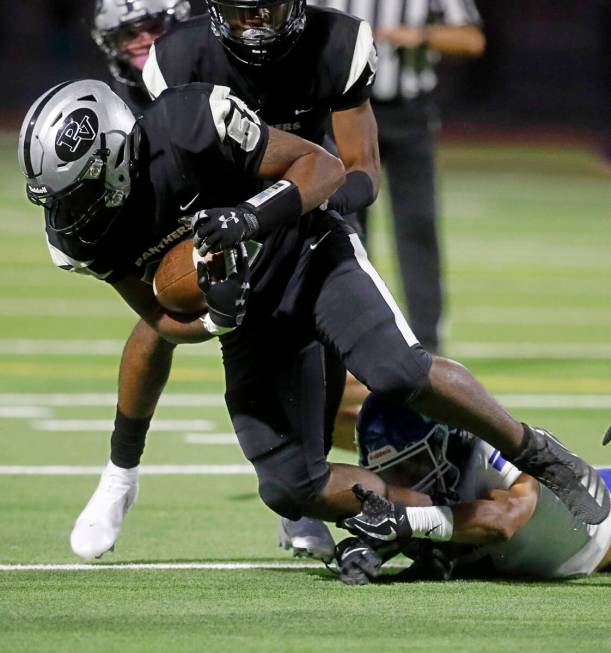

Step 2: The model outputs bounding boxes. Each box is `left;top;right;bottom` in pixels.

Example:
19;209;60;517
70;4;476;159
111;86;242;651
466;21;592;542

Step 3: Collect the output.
310;231;331;251
425;524;441;537
295;108;312;115
180;193;200;212
347;517;395;540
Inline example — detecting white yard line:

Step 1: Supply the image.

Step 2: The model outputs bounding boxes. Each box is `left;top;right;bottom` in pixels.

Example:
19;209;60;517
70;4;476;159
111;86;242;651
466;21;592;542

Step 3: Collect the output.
32;419;215;432
2;393;611;410
0;465;254;475
184;433;238;445
0;407;52;418
495;395;611;409
0;464;605;476
3;339;611;359
0;561;409;572
0;394;225;407
450;342;611;359
0;339;219;357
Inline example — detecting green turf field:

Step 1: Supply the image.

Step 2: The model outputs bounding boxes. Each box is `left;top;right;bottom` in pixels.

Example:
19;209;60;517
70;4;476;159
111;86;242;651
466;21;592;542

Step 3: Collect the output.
0;131;610;652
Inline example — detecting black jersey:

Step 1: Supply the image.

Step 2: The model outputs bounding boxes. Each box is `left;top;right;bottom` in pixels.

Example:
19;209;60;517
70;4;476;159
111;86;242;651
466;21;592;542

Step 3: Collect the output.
109;78;151;115
45;83;273;285
143;7;377;146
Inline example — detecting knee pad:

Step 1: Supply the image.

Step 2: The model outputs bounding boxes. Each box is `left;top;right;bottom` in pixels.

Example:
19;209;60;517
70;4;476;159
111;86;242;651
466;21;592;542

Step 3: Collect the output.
254;444;330;520
258;478;304;521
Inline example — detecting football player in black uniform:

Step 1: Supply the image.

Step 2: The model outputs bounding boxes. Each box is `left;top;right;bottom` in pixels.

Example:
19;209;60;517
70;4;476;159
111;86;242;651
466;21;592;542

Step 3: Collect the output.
19;79;609;561
80;0;381;561
92;0;191;112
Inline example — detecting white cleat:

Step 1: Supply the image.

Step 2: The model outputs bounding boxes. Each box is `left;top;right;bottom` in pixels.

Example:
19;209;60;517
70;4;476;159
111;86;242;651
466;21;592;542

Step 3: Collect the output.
70;461;139;560
277;516;336;563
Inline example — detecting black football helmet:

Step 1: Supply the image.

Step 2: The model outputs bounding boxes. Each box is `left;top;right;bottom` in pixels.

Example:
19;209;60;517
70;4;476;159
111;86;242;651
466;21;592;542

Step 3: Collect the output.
205;0;306;66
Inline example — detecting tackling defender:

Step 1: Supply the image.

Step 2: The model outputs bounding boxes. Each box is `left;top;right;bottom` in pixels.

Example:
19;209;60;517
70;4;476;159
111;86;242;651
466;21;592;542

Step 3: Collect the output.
75;0;380;562
336;395;611;584
18;78;609;554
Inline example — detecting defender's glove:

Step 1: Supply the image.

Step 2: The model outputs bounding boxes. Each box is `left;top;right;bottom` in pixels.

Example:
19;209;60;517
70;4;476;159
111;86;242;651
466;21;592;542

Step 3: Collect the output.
198;244;250;333
335;537;383;586
339;485;413;546
192;206;259;256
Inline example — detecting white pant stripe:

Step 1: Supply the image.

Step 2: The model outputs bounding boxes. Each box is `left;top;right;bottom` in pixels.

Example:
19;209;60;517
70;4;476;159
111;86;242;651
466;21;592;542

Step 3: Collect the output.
348;234;419;347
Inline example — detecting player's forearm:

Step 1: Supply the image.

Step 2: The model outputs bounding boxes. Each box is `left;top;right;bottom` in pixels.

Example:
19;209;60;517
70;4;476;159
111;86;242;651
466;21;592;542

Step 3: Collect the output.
151;311;216;345
450;500;518;544
396;498;520;546
328;103;381;214
424;25;486;57
283;148;346;213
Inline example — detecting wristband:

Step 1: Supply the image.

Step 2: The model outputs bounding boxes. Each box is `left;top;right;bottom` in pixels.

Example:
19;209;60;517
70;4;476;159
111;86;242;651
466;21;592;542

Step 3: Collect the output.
241;180;303;238
404;506;454;542
200;313;235;337
327;170;374;215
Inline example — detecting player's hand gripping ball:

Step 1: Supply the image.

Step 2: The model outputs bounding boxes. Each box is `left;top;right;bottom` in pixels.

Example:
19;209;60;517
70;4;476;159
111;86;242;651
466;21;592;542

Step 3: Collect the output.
153;239;226;314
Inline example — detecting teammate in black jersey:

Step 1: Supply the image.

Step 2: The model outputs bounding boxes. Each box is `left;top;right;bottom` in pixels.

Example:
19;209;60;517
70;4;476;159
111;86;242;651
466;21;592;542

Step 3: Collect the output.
93;0;192;113
19;78;610;560
82;0;381;561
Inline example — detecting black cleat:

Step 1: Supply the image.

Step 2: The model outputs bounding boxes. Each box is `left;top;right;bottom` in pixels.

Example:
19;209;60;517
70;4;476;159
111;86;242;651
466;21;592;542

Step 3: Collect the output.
510;425;610;525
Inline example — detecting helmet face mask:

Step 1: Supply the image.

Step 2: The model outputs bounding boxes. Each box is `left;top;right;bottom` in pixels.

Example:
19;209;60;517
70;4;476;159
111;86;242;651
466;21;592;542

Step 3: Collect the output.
92;0;191;87
356;396;463;502
18;80;137;246
206;0;306;66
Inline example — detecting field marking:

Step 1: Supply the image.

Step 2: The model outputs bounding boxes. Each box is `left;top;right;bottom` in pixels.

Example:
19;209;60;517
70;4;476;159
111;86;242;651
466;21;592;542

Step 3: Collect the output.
0;561;410;572
0;394;225;407
3;393;611;410
0;465;606;476
450;343;611;359
0;465;254;475
33;419;215;432
496;394;611;409
0;339;219;357
185;433;238;445
4;340;611;360
0;407;52;418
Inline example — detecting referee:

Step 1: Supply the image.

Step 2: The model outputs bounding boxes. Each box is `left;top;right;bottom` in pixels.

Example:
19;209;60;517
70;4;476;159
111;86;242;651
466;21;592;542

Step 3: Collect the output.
311;0;485;353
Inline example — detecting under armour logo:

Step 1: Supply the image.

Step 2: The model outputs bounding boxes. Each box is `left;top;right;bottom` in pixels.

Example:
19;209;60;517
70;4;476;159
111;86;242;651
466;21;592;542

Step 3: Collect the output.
219;212;240;229
236;282;250;307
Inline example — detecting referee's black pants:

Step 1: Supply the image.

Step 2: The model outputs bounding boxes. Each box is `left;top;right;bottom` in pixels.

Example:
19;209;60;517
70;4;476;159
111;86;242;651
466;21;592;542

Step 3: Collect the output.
368;98;443;353
220;213;432;520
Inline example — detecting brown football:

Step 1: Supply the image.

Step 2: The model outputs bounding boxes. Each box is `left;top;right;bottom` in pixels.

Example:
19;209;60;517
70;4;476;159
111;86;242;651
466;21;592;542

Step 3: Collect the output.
153;239;220;314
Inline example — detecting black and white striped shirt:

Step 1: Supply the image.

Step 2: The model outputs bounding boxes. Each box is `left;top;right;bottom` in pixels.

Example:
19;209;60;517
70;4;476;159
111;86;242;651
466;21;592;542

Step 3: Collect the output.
309;0;481;100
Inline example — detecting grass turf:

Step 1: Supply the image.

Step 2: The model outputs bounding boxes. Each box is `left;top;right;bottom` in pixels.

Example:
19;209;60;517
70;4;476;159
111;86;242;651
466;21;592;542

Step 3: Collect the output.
0;132;610;652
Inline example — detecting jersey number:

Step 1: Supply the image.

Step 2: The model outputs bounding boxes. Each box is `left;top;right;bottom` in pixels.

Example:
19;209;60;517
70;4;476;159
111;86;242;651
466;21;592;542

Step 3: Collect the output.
226;95;262;153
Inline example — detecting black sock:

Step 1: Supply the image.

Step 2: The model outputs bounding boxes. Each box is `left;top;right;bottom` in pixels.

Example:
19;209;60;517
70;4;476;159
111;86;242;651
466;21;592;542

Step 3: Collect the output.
110;408;151;469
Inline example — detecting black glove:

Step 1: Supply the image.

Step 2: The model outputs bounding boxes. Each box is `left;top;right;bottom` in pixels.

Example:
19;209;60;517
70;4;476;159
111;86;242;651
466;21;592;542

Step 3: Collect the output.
339;485;413;547
335;537;383;586
197;245;250;330
192;206;259;256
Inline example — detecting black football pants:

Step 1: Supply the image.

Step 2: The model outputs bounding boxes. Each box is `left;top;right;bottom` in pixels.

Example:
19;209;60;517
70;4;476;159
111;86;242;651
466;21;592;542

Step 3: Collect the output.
221;216;432;519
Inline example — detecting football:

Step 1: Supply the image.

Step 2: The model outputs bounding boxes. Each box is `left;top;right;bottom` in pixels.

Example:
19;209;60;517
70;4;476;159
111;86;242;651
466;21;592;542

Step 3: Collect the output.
153;239;225;314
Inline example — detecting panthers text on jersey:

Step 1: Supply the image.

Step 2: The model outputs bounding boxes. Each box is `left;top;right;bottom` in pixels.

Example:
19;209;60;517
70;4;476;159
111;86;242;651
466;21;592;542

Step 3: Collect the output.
46;83;274;285
454;440;611;577
142;6;377;145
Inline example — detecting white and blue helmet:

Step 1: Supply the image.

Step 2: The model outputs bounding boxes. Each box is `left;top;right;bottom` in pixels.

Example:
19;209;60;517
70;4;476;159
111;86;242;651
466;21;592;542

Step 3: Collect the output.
356;394;464;499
